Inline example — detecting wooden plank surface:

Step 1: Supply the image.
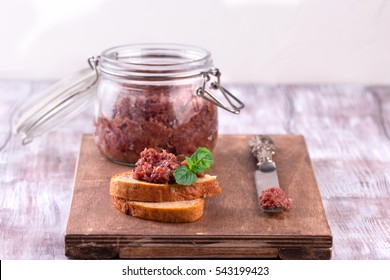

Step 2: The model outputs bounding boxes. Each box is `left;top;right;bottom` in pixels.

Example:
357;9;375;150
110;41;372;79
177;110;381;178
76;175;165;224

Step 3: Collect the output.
65;134;331;259
1;80;389;259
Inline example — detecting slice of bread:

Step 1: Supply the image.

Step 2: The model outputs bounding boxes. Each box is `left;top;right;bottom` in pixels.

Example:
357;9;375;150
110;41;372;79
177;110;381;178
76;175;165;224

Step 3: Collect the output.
112;196;204;223
110;170;221;202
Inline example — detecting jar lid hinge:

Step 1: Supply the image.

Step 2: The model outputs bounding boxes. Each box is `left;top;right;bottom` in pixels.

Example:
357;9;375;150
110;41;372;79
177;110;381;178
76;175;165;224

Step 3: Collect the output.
196;68;244;114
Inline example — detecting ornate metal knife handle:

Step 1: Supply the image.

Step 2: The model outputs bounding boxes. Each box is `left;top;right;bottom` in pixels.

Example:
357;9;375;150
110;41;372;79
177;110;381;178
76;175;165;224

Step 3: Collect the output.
249;135;276;173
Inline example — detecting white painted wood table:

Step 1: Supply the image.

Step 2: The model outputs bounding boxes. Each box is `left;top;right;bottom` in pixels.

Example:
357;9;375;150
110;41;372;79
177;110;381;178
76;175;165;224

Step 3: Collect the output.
1;80;389;259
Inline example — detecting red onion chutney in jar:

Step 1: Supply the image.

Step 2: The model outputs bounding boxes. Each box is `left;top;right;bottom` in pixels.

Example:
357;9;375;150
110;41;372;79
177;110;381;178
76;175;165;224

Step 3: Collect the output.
93;44;236;165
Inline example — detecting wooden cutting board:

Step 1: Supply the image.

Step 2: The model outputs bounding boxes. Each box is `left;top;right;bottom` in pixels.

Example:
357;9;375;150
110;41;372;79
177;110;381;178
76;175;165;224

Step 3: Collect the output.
65;134;332;259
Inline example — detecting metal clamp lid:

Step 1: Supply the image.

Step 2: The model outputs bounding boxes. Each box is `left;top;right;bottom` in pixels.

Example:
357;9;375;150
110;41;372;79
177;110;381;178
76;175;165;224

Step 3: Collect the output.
196;68;244;114
12;50;244;147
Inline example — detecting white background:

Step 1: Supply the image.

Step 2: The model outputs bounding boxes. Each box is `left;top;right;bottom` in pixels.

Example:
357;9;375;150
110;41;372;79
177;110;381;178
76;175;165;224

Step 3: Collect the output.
0;0;390;84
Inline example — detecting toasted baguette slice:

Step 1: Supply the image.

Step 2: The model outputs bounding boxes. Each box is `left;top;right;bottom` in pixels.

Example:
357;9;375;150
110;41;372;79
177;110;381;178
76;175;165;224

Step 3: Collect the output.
110;170;221;202
112;196;204;223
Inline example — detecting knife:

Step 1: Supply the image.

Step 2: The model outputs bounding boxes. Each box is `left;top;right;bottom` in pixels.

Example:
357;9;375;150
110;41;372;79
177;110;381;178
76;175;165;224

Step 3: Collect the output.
249;135;291;213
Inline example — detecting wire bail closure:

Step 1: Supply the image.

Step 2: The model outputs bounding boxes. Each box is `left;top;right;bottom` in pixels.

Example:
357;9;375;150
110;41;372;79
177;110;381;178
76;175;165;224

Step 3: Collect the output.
90;55;244;114
88;55;100;73
196;68;244;114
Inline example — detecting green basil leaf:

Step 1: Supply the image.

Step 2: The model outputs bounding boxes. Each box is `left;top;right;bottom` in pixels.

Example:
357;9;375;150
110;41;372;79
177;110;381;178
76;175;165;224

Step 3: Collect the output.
185;156;194;169
185;156;204;173
173;166;198;185
189;147;214;172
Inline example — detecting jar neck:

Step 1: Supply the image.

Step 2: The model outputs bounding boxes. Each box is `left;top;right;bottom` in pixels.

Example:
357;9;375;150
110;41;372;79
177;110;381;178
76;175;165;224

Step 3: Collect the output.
99;44;213;81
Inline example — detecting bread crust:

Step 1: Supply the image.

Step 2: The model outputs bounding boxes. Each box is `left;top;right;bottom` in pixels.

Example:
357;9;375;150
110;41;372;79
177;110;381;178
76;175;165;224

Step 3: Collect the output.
112;196;204;223
110;170;221;202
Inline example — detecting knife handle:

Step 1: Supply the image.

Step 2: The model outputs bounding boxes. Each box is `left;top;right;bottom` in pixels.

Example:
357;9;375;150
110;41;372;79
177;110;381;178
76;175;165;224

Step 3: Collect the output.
249;135;276;173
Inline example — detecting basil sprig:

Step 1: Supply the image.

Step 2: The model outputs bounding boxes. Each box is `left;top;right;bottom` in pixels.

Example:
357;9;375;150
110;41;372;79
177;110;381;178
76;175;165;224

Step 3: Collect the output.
173;147;214;185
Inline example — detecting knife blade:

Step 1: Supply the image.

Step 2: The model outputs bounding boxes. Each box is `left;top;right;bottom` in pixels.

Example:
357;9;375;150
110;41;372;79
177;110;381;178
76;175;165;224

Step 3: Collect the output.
249;135;289;213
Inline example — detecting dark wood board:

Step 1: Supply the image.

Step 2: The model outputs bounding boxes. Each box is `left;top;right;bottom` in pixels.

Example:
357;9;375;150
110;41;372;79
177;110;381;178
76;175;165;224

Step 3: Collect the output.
65;134;332;259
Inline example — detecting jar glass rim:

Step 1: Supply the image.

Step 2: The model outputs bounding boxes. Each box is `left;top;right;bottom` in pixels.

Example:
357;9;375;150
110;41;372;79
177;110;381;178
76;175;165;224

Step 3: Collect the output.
99;43;213;79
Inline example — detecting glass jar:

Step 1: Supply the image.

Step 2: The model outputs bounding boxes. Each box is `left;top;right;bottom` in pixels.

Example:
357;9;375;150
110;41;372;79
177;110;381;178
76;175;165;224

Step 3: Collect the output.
12;43;244;165
94;44;220;164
